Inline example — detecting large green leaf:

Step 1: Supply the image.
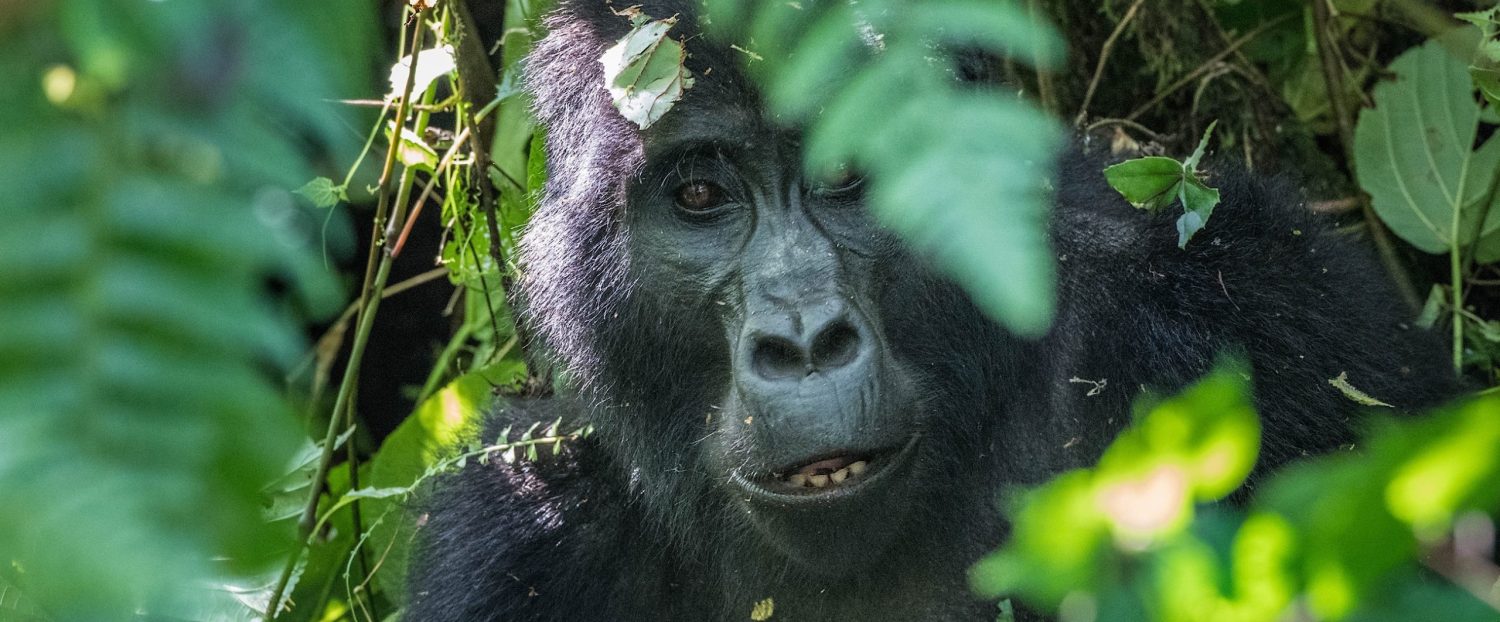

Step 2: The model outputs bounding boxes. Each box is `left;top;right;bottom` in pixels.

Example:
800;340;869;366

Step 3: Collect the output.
362;367;515;606
1354;34;1500;260
0;0;373;616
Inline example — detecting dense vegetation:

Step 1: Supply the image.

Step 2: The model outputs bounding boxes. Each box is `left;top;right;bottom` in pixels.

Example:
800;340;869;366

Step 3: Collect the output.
0;0;1496;620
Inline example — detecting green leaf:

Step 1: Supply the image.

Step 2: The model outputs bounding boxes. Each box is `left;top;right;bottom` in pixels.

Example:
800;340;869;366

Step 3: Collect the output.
1183;120;1218;172
344;486;410;500
869;94;1060;337
1176;178;1221;248
765;6;864;119
1415;284;1444;329
1354;35;1500;258
972;362;1259;608
1457;7;1500;110
1103;157;1186;212
1105;122;1223;248
295;176;348;209
905;0;1064;70
1257;395;1500;620
386;44;456;101
1098;361;1260;503
599;12;695;129
363;370;503;606
393;124;439;171
0;0;374;616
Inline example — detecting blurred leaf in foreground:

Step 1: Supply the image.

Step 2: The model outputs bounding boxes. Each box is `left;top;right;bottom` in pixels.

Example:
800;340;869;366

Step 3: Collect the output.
972;361;1259;607
974;361;1500;622
1354;31;1500;262
703;0;1065;337
0;0;374;616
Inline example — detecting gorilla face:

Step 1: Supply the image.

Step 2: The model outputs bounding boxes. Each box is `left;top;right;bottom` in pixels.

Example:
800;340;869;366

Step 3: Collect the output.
621;98;929;570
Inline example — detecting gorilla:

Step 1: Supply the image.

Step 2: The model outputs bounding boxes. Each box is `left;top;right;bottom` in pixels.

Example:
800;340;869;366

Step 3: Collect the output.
405;2;1458;619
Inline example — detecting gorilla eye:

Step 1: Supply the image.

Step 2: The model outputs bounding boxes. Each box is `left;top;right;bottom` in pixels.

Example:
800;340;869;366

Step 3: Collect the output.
673;181;728;214
812;167;864;199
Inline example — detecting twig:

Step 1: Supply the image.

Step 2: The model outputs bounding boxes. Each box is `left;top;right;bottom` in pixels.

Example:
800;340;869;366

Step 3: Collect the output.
1074;0;1146;126
1311;0;1355;162
391;125;473;257
1311;0;1420;312
1026;0;1058;114
264;7;429;619
1362;212;1422;310
452;0;499;150
1125;13;1294;122
342;389;375;621
1386;0;1464;39
1309;197;1361;214
1082;117;1165;142
450;0;551;393
1218;270;1241;312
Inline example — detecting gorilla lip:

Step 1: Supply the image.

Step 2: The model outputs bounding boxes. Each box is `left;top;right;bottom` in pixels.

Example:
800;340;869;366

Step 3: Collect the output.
731;435;921;503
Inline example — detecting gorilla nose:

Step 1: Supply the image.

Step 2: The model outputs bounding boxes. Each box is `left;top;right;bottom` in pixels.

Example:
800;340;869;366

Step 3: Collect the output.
748;312;867;382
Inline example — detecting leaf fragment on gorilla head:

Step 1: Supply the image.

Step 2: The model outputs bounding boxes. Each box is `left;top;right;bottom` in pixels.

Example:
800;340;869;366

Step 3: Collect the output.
599;11;695;129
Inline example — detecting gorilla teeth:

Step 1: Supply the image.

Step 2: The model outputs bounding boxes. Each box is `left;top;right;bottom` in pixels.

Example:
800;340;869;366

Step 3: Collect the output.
779;460;870;489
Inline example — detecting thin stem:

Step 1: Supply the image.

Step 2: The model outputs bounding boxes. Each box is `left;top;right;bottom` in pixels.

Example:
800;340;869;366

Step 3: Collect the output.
1074;0;1146;126
416;320;479;404
1310;0;1354;161
1125;13;1294;122
264;8;428;619
343;392;376;621
1026;0;1058;113
1453;238;1465;372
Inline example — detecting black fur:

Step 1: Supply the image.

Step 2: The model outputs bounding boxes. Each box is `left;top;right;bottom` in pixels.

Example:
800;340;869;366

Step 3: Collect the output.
404;3;1458;620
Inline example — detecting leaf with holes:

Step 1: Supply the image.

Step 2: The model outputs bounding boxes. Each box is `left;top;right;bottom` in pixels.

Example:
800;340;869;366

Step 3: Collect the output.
600;12;695;129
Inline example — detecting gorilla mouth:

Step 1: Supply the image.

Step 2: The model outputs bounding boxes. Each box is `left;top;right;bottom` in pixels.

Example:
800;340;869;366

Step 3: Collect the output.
773;453;874;490
732;436;921;503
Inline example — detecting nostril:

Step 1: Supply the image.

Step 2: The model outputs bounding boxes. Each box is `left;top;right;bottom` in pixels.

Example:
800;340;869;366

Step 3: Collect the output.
810;320;861;372
752;336;808;381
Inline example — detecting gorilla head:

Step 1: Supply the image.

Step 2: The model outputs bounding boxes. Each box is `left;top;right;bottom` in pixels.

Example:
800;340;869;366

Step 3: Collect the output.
519;1;985;572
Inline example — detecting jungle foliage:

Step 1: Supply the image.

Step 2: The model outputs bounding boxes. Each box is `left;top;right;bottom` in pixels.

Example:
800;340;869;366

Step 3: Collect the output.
0;0;1497;621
